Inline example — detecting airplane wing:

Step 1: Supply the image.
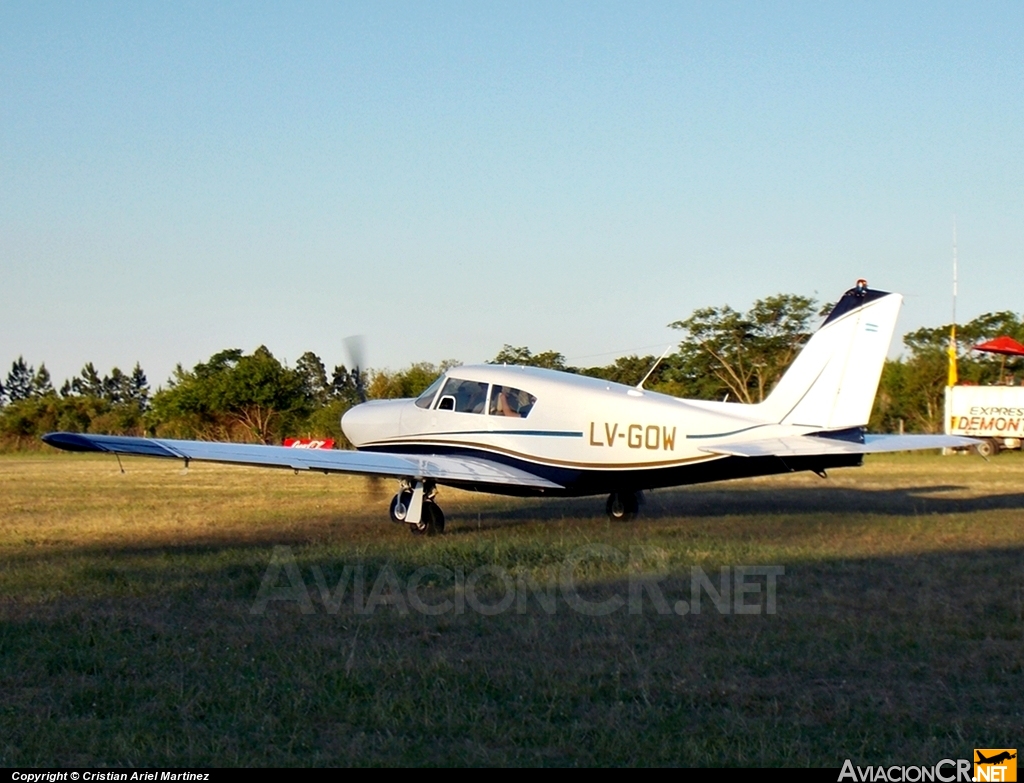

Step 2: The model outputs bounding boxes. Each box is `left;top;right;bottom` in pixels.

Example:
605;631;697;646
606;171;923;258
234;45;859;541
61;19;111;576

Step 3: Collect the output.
698;433;980;459
40;433;563;490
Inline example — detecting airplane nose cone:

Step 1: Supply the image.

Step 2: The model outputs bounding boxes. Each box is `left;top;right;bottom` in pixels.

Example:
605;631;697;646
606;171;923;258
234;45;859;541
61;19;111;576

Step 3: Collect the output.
341;399;407;447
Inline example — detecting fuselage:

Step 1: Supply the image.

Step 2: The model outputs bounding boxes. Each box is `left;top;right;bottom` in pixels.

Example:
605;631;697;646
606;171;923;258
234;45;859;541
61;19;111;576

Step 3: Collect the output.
341;365;859;496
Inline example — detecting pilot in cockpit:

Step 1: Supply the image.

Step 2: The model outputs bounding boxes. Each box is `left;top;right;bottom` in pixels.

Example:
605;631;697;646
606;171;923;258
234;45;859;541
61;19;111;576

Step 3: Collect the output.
494;388;514;417
493;384;528;415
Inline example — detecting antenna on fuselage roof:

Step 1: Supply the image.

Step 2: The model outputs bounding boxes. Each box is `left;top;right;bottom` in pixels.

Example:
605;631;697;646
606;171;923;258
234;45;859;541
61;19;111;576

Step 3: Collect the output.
636;345;674;390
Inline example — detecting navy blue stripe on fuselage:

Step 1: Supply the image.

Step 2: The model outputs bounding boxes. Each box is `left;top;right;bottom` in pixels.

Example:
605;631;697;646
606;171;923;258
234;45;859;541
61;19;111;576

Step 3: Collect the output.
425;429;583;438
360;441;863;497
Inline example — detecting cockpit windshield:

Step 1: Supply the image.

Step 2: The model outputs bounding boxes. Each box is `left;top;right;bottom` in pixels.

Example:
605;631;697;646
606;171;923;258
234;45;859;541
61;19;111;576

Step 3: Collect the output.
431;377;537;418
435;378;489;413
414;375;446;409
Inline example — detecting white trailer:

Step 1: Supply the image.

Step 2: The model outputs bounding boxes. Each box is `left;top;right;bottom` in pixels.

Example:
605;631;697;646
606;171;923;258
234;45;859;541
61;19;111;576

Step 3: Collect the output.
944;385;1024;456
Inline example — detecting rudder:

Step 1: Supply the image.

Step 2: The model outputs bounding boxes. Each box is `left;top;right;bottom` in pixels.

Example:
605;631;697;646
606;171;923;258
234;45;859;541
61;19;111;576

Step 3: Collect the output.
757;284;902;429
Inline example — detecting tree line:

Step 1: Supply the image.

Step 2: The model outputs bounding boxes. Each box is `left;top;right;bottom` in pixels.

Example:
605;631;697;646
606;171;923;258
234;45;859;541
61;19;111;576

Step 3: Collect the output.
3;292;1022;449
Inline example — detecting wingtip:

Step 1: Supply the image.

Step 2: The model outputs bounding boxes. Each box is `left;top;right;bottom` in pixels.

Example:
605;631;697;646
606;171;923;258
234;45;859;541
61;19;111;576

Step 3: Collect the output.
41;432;105;452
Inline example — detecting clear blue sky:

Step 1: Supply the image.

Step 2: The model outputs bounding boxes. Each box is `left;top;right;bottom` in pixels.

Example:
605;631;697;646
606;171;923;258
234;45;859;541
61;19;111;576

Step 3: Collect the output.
2;1;1022;387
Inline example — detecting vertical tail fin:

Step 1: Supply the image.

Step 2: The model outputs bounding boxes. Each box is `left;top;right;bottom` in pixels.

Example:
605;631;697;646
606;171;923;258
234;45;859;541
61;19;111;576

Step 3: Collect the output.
757;284;902;429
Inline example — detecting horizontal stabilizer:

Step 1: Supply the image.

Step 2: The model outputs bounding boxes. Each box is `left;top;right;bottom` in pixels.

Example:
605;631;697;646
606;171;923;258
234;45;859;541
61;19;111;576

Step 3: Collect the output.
41;433;562;489
699;433;979;458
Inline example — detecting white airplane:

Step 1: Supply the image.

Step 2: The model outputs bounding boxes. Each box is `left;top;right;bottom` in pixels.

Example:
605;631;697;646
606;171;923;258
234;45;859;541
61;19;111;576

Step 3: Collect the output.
43;283;976;535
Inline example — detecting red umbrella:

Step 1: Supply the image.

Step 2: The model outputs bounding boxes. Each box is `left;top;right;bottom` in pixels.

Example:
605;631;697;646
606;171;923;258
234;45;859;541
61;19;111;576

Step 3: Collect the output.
973;336;1024;356
972;336;1024;384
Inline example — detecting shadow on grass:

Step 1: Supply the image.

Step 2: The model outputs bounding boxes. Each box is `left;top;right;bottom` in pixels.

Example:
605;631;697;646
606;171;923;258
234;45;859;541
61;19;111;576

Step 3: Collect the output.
451;481;1024;532
2;535;1023;766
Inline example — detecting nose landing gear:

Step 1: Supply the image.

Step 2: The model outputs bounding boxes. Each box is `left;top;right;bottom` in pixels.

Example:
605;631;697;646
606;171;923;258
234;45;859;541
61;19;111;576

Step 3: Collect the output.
606;490;642;522
389;480;445;536
388;489;413;523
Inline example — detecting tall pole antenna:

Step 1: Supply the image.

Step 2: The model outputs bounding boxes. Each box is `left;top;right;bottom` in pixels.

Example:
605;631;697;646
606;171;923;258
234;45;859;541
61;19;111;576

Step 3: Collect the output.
947;216;959;387
952;216;958;326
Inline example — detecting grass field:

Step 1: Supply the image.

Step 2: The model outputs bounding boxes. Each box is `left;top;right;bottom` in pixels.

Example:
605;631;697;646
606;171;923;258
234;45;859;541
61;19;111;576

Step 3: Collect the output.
1;450;1022;766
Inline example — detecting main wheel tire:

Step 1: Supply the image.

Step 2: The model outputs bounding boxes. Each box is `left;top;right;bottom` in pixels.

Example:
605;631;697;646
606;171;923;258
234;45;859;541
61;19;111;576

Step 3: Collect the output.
975;439;999;458
409;501;445;536
606;491;639;523
389;490;412;523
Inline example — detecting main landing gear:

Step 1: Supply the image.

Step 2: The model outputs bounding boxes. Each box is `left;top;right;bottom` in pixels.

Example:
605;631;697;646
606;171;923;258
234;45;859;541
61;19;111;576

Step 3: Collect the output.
389;483;642;533
606;490;643;522
389;479;445;536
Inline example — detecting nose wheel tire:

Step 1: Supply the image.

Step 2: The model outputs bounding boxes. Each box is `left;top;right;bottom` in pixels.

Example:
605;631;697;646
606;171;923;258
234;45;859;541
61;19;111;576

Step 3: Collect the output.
409;501;445;536
606;491;640;522
389;490;413;523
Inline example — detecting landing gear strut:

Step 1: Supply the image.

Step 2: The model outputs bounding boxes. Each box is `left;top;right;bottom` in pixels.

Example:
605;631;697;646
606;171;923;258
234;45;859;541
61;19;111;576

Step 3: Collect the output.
409;501;445;536
389;480;445;536
606;490;642;522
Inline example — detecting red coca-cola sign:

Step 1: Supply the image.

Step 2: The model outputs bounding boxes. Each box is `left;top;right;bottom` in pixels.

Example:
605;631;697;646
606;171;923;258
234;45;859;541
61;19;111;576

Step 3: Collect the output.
283;438;335;449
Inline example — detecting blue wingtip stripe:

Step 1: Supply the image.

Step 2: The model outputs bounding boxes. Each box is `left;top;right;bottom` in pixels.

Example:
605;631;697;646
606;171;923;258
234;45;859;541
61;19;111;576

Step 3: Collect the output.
42;432;183;458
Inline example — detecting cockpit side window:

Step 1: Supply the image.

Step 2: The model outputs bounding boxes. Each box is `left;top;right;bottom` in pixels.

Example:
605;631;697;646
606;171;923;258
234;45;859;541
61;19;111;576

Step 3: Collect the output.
414;375;446;409
489;386;537;418
435;378;489;414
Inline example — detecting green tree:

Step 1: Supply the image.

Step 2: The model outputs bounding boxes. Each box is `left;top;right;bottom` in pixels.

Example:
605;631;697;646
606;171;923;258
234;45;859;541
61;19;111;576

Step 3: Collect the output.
127;363;150;408
295;351;330;406
1;393;144;448
367;361;459;400
4;357;34;403
32;364;55;397
71;363;104;398
103;367;128;403
61;362;149;406
904;312;1024;387
1;358;152;447
490;345;570;371
223;347;309;442
581;354;663;387
669;294;820;403
150;347;310;444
